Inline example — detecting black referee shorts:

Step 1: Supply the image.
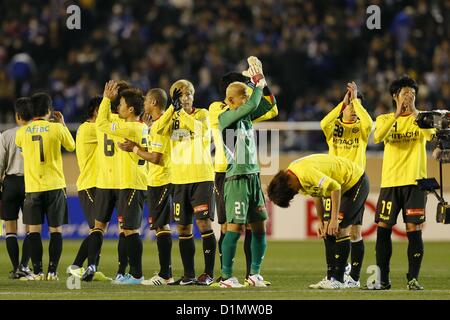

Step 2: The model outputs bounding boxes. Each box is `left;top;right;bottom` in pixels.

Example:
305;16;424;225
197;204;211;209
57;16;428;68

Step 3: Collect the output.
1;175;25;221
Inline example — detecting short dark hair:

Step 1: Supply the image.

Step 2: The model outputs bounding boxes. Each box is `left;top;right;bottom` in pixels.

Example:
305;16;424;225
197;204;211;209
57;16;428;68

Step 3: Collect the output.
111;80;131;113
14;97;33;121
389;75;418;107
31;92;52;118
147;88;168;110
86;96;102;119
121;88;144;116
267;170;298;208
219;72;251;97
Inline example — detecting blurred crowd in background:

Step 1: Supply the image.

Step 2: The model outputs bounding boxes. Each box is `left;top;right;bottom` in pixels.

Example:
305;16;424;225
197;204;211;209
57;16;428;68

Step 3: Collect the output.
0;0;449;150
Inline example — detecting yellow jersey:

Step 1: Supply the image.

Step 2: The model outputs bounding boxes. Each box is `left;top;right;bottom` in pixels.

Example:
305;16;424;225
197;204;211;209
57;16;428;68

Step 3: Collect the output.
374;113;435;188
76;121;98;191
16;119;75;192
148;115;171;187
287;154;364;198
95;113;122;189
208;101;229;173
153;105;214;184
320;99;373;169
96;97;149;190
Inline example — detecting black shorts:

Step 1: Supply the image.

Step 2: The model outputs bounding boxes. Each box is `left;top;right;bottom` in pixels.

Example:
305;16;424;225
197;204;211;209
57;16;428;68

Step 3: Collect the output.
375;185;427;226
1;175;25;221
214;172;226;225
147;184;173;230
78;188;96;229
22;189;68;227
172;181;215;226
118;189;145;230
94;188;120;224
323;174;369;228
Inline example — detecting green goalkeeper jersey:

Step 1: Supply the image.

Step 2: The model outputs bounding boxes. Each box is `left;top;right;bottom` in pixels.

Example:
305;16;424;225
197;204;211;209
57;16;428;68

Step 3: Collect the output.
218;87;276;178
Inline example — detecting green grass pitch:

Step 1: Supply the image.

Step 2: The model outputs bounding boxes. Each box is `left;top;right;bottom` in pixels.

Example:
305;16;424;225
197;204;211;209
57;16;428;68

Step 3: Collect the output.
1;240;450;300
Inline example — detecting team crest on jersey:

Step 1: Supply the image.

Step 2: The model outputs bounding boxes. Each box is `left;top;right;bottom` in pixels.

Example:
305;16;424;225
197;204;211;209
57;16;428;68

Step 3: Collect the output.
171;129;192;141
352;127;359;134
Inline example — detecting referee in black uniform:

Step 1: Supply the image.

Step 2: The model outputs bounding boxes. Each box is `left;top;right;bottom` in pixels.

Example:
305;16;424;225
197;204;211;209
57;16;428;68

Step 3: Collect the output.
0;98;33;279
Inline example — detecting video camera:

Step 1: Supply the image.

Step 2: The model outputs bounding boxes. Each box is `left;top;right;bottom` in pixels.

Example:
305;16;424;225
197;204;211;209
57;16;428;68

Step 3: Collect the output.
416;110;450;163
416;110;450;224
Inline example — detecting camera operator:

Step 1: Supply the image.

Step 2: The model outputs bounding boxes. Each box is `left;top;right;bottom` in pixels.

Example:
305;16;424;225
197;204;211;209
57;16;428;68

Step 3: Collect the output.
432;140;450;162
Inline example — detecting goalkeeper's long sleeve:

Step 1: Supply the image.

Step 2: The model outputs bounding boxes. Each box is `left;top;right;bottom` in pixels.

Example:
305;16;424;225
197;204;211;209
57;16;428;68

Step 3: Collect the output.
219;87;263;130
250;93;277;121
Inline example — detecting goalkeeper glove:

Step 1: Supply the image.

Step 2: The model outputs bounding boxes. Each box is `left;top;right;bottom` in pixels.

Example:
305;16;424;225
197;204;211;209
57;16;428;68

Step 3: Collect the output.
242;56;263;77
247;66;266;88
171;88;182;112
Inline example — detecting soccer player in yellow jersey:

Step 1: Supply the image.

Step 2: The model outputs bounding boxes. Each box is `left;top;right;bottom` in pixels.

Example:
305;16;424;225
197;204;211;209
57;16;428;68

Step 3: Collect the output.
83;81;148;285
66;97;111;281
268;154;369;289
370;76;435;290
100;80;131;281
209;68;277;285
152;79;216;285
313;82;373;288
118;88;175;285
16;93;76;280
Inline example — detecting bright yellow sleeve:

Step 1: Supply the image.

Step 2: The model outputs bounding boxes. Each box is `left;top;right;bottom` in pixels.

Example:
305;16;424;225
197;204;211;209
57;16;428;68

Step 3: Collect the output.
420;127;436;141
153;105;174;136
320;102;344;140
178;108;210;135
374;114;397;144
96;97;131;139
306;168;342;194
352;99;373;139
60;125;76;152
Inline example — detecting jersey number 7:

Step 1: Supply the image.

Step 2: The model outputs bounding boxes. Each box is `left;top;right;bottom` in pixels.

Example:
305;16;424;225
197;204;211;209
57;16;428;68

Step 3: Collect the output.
32;135;45;162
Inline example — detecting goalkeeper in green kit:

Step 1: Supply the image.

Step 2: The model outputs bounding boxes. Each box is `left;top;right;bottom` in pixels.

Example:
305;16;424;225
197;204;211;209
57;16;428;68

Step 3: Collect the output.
218;58;276;288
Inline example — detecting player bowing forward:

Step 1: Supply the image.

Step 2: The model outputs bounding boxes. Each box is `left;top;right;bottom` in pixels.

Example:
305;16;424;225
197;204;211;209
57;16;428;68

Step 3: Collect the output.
268;154;369;289
311;82;372;289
